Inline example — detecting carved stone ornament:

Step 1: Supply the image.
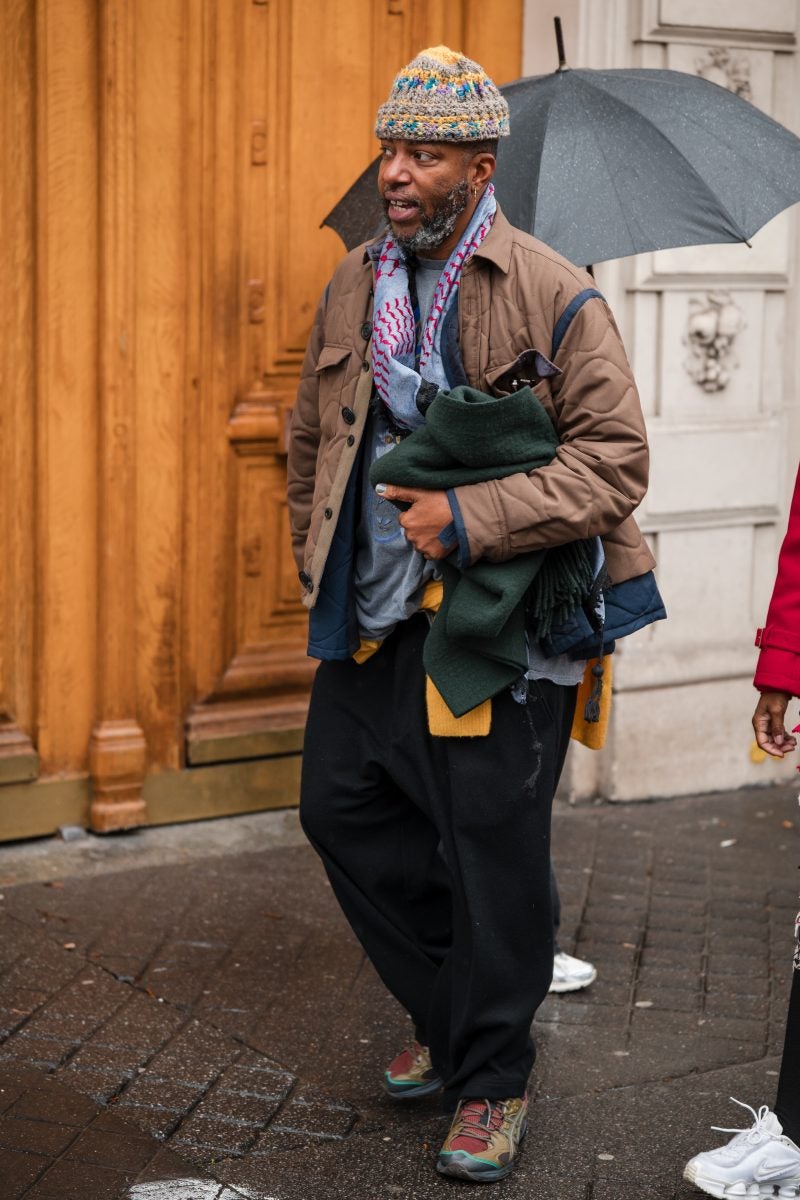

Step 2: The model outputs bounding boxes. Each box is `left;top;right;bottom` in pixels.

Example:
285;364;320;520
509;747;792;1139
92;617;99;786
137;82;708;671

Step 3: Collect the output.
695;47;753;101
683;291;745;393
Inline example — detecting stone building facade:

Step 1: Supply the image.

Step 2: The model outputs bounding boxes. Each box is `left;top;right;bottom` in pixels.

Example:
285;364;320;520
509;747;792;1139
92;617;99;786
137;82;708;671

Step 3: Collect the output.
525;0;800;799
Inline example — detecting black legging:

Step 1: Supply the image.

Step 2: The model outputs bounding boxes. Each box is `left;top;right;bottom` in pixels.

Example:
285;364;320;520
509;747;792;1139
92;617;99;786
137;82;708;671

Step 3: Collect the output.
775;967;800;1144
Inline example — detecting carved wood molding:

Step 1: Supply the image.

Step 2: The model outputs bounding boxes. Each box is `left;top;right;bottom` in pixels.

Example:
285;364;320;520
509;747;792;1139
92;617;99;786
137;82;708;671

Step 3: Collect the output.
0;715;39;785
227;384;296;455
89;0;148;826
89;718;147;831
205;641;316;703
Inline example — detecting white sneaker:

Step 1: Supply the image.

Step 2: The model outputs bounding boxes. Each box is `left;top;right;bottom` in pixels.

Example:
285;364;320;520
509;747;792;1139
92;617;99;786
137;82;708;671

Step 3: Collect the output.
549;951;597;993
683;1098;800;1198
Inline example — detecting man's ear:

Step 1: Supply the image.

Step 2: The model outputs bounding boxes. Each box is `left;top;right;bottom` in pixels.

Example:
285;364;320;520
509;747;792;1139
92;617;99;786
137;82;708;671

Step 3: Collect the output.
471;152;496;189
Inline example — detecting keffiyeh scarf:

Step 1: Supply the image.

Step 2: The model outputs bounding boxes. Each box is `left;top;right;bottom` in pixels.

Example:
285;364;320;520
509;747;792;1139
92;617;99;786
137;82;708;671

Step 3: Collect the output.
371;183;497;430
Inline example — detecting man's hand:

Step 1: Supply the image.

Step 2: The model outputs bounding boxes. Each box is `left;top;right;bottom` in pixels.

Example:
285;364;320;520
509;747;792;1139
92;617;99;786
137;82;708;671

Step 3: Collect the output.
752;690;798;757
375;485;453;560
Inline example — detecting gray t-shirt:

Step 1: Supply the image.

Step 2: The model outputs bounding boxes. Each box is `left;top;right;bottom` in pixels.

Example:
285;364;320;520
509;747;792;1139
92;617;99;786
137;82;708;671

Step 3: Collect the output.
353;258;444;642
353;407;437;640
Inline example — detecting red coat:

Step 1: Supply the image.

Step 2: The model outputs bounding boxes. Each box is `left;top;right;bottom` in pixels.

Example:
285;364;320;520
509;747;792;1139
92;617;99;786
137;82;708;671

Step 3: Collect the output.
754;464;800;696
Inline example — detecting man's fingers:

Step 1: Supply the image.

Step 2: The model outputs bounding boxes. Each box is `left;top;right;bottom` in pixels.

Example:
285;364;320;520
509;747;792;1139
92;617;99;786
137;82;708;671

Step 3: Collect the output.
375;483;418;502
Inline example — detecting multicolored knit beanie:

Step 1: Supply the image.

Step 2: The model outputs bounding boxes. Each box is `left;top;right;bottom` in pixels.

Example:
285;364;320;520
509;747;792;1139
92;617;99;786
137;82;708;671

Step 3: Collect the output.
375;45;510;143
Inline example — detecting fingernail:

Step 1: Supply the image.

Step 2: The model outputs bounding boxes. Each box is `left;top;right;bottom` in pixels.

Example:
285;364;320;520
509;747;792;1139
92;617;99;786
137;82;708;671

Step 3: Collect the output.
375;484;386;495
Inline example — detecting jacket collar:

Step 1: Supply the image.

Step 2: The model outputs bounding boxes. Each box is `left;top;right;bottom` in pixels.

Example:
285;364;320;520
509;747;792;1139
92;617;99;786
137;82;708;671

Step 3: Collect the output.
472;205;513;274
361;204;513;274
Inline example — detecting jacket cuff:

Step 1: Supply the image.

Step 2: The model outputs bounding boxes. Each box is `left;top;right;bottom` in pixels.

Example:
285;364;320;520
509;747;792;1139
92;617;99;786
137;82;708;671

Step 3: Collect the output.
754;646;800;698
446;488;472;568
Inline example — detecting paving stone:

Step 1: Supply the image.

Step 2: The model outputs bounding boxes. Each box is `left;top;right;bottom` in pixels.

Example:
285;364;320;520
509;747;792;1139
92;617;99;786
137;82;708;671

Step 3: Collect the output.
196;1088;281;1126
269;1088;357;1141
59;1067;128;1103
0;1037;72;1071
633;986;702;1013
708;950;769;977
113;1101;184;1140
65;1126;157;1172
535;996;629;1027
173;1112;260;1156
703;994;770;1020
7;1083;98;1126
644;929;706;952
217;1062;294;1099
0;1115;78;1156
117;1075;204;1112
0;1149;47;1198
22;1157;134;1199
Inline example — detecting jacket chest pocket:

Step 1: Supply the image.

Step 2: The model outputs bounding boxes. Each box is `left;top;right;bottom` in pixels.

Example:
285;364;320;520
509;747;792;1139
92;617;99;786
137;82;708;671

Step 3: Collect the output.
315;343;354;438
484;350;561;422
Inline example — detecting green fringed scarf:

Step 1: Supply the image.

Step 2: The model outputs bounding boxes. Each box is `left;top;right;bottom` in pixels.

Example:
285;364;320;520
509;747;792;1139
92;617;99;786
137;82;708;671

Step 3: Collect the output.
369;384;594;718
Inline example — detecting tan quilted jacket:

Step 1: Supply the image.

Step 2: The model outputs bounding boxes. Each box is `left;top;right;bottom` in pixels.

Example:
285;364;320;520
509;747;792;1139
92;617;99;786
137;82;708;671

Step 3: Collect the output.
287;208;655;609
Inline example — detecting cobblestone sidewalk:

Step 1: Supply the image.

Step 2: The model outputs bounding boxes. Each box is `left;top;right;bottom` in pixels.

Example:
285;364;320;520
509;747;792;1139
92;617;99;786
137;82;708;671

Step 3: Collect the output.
0;783;797;1199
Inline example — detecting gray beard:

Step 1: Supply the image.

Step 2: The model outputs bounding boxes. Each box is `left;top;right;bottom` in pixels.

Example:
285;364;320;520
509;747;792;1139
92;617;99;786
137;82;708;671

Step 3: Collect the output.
385;179;470;254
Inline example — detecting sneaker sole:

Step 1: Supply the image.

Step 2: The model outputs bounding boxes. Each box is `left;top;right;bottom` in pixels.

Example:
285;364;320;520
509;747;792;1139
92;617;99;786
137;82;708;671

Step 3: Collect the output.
548;968;597;994
683;1163;800;1198
436;1123;527;1183
383;1074;444;1101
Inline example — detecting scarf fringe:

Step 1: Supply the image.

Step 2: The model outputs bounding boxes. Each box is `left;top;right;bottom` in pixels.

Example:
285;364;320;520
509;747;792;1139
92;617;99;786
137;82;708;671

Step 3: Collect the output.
526;539;596;640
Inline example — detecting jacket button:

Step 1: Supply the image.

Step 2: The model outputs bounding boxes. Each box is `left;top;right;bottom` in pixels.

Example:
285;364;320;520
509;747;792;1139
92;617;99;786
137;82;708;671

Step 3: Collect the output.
346;434;355;447
298;570;313;591
360;321;372;340
361;360;370;372
324;507;333;520
342;407;356;425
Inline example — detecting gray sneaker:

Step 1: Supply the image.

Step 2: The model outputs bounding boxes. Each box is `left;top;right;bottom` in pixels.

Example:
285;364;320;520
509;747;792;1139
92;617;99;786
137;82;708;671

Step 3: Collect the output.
549;951;597;993
683;1099;800;1198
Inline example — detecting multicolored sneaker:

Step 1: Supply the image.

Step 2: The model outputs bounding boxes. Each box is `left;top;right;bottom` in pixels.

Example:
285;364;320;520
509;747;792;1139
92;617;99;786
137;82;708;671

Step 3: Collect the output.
383;1041;443;1100
683;1098;800;1198
436;1095;528;1182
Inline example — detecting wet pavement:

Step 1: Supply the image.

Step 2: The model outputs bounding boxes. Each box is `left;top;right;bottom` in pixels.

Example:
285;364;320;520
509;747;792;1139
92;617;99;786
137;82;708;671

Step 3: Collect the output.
0;782;797;1199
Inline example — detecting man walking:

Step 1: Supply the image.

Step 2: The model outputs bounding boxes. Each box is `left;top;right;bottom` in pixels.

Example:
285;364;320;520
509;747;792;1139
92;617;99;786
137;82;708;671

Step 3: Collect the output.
288;46;654;1182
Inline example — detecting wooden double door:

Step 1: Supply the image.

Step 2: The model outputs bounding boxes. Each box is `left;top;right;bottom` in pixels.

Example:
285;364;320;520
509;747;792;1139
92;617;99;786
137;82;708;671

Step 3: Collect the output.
0;0;522;837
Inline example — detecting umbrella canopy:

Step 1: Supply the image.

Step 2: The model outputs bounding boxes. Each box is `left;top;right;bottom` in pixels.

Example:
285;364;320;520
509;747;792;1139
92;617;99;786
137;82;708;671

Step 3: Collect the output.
322;67;800;266
498;67;800;265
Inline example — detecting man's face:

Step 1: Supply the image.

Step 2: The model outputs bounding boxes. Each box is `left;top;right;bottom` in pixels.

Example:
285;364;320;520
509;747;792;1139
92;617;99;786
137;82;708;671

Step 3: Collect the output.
378;140;476;258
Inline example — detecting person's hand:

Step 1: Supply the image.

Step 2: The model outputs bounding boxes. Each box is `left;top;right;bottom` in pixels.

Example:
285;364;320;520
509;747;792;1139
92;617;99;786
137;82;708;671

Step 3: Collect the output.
375;485;453;560
752;690;798;757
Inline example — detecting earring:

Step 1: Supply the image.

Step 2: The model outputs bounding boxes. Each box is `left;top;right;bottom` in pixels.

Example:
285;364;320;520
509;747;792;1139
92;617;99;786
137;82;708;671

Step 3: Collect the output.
472;184;478;200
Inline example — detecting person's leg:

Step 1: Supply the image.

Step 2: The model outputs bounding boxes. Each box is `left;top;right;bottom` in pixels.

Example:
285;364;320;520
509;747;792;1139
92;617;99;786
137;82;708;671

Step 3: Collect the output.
683;962;800;1197
400;674;576;1108
299;633;452;1043
550;862;562;954
301;619;578;1108
775;967;800;1143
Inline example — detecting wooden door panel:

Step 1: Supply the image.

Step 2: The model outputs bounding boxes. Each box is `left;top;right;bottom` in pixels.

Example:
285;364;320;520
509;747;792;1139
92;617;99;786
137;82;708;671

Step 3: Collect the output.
184;0;522;764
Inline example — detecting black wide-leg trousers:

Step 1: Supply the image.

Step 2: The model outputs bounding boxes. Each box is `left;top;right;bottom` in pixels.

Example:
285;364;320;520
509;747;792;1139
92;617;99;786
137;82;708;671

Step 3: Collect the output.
300;615;576;1108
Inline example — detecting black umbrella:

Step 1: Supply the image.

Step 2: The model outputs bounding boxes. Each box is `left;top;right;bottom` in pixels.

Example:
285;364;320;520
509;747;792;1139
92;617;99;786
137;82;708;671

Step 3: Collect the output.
497;66;800;265
322;55;800;265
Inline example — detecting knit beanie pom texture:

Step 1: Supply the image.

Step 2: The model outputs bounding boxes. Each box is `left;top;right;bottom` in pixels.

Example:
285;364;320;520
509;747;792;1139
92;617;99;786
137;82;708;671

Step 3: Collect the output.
375;45;510;143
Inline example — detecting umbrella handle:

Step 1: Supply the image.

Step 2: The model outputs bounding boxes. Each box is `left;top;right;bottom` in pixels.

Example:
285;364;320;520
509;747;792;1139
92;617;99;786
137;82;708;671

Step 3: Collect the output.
554;16;567;72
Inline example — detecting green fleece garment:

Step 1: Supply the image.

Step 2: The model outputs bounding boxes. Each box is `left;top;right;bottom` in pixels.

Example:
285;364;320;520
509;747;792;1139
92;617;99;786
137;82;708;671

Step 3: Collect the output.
368;385;593;718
